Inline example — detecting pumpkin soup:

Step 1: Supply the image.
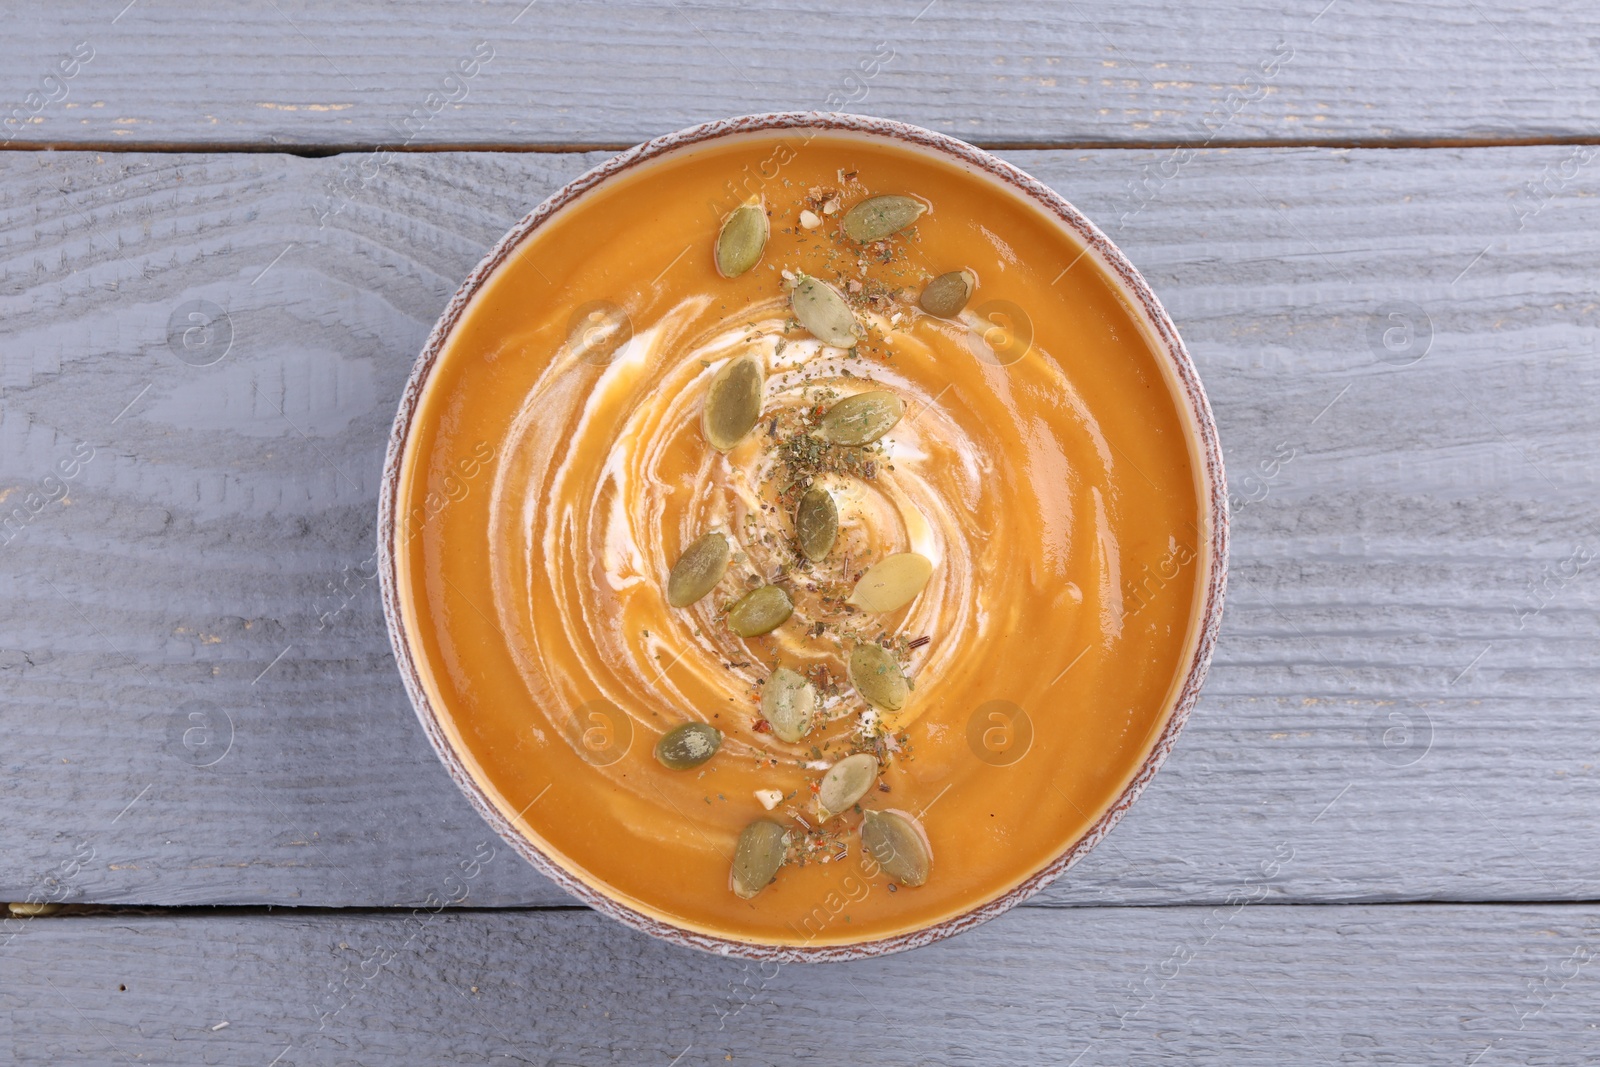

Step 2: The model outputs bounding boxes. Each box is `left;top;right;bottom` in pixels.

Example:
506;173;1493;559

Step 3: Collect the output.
393;129;1205;947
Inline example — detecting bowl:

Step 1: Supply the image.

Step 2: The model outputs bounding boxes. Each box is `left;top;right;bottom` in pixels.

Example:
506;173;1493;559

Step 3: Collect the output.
378;112;1228;960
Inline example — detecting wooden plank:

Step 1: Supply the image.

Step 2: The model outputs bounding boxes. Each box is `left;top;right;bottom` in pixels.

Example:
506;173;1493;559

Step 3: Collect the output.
1;0;1598;149
2;903;1597;1063
0;144;1596;910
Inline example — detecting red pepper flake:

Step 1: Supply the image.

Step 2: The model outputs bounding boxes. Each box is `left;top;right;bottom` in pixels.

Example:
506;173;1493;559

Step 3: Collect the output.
752;718;772;733
908;635;930;650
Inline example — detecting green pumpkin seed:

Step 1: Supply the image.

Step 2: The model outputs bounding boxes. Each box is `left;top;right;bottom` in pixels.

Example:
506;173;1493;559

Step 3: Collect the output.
847;552;933;613
817;753;879;818
842;195;926;242
716;203;768;278
849;643;908;712
761;667;817;743
666;532;730;607
919;270;975;318
654;721;723;770
861;809;932;886
794;487;838;562
790;274;859;348
702;354;765;452
7;901;61;917
727;585;793;637
818;390;903;446
731;819;789;899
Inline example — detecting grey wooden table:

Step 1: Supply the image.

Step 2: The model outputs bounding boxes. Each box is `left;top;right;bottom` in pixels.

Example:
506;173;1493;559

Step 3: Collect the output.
1;1;1597;1063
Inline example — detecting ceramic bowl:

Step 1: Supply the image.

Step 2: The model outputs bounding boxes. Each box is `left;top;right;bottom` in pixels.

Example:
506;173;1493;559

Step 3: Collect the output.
378;112;1229;961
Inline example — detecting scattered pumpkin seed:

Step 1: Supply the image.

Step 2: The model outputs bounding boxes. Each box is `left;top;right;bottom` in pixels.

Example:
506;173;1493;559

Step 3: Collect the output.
654;721;723;770
862;809;932;887
715;203;768;278
818;390;903;446
666;532;730;607
7;901;61;917
848;552;934;613
841;195;926;242
727;585;793;637
919;270;976;318
794;487;838;562
731;818;789;899
850;643;909;711
702;354;765;452
817;753;879;818
761;667;817;743
790;274;859;348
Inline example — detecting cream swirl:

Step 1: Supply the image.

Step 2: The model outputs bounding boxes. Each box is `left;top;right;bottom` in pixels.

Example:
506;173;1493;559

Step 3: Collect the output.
487;292;1096;776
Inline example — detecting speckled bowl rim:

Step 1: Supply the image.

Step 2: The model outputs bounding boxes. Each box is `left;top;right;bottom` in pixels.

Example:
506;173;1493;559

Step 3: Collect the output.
378;111;1229;962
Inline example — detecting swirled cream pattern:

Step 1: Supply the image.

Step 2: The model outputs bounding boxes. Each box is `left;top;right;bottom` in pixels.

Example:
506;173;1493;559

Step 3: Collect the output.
486;292;1115;798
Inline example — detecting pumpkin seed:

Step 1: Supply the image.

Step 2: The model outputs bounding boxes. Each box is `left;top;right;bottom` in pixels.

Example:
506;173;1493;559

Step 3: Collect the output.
850;643;908;711
841;195;925;242
919;270;975;318
654;721;723;770
727;585;793;637
818;390;903;446
666;532;730;607
847;552;933;613
794;487;838;562
817;753;879;818
790;274;859;348
716;203;768;278
702;354;765;452
7;902;62;917
731;819;789;899
861;809;932;887
761;667;817;743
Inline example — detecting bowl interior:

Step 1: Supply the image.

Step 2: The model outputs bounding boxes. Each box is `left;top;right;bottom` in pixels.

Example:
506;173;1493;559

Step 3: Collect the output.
378;113;1227;960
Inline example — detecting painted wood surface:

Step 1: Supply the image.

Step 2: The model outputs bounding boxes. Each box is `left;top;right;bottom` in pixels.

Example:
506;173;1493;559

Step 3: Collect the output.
2;903;1597;1064
0;144;1594;911
1;0;1598;150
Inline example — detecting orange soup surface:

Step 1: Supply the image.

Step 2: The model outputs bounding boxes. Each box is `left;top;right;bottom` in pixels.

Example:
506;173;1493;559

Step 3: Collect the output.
396;131;1205;947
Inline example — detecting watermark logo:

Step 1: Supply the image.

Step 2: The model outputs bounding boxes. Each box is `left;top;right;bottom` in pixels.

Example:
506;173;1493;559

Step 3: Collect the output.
1514;546;1594;630
1512;145;1599;232
966;700;1034;767
567;300;633;366
1229;442;1297;513
1366;707;1432;768
967;300;1034;367
165;700;235;768
1123;539;1198;618
310;41;495;229
0;440;96;549
1367;301;1432;367
1;41;93;147
166;300;234;367
396;440;496;549
566;699;633;767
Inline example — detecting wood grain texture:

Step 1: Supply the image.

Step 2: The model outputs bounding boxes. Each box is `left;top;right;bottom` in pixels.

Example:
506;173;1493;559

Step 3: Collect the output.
3;903;1598;1064
0;144;1596;910
1;0;1598;150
